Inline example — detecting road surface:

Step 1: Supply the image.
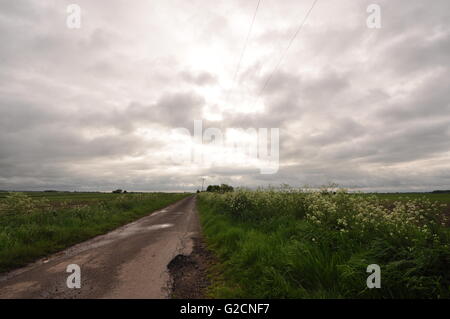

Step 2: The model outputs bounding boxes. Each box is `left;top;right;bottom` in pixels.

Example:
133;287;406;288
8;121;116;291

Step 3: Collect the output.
0;195;200;299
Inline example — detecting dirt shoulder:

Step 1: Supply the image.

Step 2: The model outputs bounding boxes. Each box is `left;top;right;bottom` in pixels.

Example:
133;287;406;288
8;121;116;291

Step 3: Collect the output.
168;235;217;299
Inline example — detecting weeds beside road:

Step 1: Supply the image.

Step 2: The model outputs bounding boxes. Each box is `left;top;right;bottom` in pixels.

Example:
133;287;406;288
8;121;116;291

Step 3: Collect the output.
198;189;450;298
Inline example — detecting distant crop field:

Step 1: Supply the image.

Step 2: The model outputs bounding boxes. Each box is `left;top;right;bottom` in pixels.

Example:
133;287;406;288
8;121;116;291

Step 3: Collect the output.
368;193;450;203
0;192;127;202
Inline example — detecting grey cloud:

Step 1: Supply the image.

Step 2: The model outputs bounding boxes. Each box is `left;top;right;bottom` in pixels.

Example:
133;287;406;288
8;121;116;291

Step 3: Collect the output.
374;29;450;77
301;117;366;146
220;69;350;128
181;70;217;86
126;92;205;129
376;69;450;122
1;0;450;191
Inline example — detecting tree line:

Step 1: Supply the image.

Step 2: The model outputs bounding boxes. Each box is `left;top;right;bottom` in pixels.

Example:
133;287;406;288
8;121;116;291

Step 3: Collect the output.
205;184;234;193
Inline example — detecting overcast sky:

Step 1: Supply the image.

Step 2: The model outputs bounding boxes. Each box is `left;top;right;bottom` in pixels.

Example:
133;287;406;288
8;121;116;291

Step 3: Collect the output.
0;0;449;192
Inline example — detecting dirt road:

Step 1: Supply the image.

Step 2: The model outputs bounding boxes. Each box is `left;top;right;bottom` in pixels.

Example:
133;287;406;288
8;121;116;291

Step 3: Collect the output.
0;195;200;299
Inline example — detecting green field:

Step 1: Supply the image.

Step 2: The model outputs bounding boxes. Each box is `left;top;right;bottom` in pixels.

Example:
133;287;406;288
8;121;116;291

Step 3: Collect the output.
367;193;450;203
1;191;449;203
199;189;450;299
0;191;134;202
0;192;190;273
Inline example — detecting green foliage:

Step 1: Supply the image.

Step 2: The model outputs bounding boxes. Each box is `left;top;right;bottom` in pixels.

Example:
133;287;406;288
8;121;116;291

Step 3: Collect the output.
0;192;50;215
0;192;189;273
198;188;450;299
206;184;234;193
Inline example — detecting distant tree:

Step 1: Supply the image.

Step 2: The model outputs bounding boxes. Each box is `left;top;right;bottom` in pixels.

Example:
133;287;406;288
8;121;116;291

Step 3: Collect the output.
196;190;200;193
220;184;234;193
206;184;234;193
123;190;128;194
206;185;219;192
432;190;450;194
112;189;123;194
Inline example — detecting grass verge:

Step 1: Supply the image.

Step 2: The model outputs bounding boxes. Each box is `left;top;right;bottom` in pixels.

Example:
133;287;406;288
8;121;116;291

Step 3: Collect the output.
198;189;450;299
0;192;190;273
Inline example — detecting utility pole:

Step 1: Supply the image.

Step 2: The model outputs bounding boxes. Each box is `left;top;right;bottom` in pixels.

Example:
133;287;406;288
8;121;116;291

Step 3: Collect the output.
201;177;206;192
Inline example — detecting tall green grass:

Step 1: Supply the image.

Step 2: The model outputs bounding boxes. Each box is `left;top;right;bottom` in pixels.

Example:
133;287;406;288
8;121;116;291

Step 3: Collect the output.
198;188;450;298
0;192;189;273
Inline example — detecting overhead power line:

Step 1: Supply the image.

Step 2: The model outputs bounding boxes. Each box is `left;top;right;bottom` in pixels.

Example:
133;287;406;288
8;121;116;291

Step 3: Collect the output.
256;0;319;99
226;0;262;104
